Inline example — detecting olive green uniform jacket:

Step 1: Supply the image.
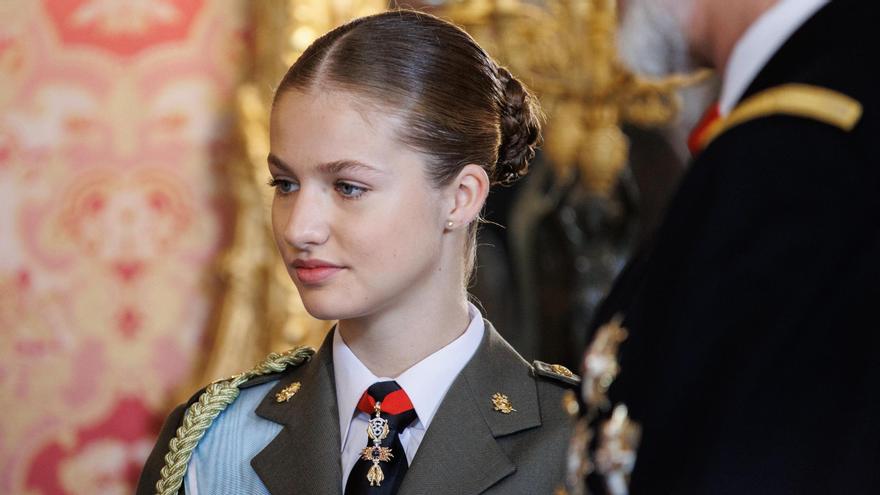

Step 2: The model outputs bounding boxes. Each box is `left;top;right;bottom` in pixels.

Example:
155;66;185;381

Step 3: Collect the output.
137;322;578;494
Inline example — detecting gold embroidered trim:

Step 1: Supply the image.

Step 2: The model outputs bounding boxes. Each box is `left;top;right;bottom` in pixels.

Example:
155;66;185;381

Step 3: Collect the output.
699;83;863;151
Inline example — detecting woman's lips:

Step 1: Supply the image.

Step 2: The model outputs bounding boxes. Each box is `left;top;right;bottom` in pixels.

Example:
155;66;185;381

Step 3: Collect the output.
292;260;343;285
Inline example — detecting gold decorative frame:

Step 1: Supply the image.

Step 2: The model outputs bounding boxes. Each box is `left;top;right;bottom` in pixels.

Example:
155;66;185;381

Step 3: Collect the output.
184;0;387;396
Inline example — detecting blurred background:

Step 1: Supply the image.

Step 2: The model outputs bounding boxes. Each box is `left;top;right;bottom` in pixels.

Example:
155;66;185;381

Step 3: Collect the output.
0;0;715;492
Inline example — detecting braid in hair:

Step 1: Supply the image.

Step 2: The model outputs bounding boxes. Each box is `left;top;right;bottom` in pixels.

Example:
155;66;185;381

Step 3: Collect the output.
493;66;542;186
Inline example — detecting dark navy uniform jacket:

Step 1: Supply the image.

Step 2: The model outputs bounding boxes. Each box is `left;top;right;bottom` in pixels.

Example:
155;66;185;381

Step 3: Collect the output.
589;0;880;493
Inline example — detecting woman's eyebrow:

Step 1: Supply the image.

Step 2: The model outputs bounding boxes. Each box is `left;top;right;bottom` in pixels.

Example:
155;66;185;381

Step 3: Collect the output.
316;159;385;176
267;153;293;173
268;154;384;177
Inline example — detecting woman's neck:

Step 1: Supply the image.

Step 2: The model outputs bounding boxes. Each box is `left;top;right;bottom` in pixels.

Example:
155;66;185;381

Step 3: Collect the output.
336;293;471;378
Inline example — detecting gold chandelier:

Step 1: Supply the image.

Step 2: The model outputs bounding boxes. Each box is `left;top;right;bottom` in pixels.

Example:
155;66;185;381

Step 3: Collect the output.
441;0;709;196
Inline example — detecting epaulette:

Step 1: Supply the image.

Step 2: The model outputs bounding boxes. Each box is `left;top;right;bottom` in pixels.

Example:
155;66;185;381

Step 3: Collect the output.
698;83;863;152
532;360;581;387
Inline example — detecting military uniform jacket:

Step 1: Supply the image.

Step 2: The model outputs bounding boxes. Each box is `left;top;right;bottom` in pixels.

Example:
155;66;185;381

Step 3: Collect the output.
589;0;880;493
137;322;577;495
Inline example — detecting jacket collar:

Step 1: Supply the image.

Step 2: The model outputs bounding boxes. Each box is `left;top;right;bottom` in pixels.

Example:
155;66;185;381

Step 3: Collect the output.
251;330;342;495
249;322;540;495
738;0;845;103
399;321;540;494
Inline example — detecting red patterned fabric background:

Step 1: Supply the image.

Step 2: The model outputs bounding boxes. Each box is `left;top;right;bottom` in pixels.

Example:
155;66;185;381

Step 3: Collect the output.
0;1;247;492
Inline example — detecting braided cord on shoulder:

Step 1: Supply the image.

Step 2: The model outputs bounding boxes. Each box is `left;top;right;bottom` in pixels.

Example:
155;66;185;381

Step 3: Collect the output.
154;346;315;495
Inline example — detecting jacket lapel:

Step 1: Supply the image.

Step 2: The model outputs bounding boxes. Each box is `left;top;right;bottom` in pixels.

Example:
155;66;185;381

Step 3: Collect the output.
251;331;343;495
399;322;541;495
738;0;837;102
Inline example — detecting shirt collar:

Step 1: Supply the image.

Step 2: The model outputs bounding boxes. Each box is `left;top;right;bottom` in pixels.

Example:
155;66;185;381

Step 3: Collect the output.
332;302;486;448
719;0;829;116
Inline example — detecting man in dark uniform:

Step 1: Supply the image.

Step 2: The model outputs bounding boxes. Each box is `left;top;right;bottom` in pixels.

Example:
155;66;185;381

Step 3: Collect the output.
584;0;880;493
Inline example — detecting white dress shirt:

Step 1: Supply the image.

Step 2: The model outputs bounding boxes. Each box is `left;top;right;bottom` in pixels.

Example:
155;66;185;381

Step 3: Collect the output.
719;0;830;116
333;302;485;490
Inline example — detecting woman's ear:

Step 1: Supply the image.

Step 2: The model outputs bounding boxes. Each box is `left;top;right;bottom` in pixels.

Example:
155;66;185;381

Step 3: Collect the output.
444;164;490;229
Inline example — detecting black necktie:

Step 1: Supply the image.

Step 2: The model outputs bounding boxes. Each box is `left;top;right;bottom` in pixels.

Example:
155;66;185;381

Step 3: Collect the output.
345;381;417;495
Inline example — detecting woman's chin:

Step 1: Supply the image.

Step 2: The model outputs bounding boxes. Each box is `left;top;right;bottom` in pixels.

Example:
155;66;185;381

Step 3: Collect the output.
301;304;341;321
299;296;362;322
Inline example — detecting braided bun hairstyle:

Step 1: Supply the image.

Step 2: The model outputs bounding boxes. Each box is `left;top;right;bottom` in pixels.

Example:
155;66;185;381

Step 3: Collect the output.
274;9;542;276
495;66;542;186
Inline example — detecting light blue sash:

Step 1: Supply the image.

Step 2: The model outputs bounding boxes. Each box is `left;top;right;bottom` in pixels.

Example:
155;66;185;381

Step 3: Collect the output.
184;380;283;495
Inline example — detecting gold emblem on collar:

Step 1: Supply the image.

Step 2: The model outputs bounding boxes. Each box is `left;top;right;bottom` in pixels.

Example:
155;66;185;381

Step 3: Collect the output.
491;393;516;414
275;382;301;402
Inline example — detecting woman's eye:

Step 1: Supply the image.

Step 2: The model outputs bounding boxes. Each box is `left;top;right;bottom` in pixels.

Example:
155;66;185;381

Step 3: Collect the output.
335;181;367;199
267;178;298;194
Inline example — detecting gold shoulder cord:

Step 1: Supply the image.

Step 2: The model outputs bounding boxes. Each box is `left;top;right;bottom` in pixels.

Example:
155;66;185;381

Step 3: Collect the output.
154;346;315;495
699;83;863;151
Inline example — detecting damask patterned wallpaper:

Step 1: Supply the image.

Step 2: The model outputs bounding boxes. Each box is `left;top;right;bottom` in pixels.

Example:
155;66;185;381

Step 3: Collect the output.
0;1;248;492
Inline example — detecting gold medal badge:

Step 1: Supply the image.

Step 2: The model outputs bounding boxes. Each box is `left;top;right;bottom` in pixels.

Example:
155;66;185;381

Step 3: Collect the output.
361;401;393;486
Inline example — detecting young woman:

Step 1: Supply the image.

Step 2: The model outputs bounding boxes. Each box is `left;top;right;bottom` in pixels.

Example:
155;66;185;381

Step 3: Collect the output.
138;10;578;495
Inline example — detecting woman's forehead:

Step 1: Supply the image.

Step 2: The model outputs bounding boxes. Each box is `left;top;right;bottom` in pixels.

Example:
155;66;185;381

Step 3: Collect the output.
269;89;422;176
273;87;404;130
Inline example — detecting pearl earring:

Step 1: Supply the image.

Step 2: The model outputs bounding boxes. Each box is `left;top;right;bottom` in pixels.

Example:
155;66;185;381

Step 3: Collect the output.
446;221;454;228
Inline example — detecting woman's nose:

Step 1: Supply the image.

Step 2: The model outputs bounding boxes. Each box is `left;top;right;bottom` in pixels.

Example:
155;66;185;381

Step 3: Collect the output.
282;189;330;250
